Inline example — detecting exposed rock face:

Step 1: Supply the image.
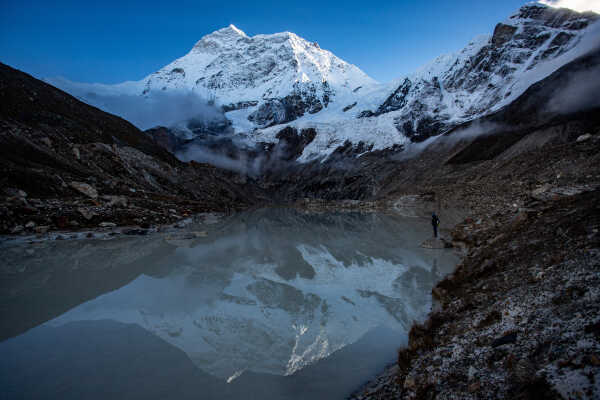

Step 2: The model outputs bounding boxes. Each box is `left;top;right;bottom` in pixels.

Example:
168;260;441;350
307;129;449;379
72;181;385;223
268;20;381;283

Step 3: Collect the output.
273;127;317;162
145;126;187;153
186;115;233;137
247;81;333;127
491;23;518;47
343;102;357;112
175;125;318;178
445;48;600;164
374;78;413;116
248;86;329;127
69;182;98;199
145;114;234;155
221;101;258;113
249;95;313;127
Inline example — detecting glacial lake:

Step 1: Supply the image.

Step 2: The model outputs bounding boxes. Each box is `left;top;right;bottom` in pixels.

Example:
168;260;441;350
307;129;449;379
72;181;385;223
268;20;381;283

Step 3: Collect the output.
0;208;458;399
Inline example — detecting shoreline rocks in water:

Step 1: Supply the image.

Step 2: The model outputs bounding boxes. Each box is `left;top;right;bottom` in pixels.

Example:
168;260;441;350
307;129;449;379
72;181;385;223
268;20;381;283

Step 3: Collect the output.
420;237;453;249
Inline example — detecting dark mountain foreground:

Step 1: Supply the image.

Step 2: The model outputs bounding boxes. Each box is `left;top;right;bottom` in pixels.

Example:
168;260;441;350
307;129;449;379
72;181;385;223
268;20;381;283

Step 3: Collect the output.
1;46;599;398
353;186;600;399
0;63;263;235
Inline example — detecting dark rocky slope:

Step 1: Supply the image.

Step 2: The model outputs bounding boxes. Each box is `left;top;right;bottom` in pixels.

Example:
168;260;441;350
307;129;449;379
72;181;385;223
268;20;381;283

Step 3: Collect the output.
0;63;264;234
352;186;600;399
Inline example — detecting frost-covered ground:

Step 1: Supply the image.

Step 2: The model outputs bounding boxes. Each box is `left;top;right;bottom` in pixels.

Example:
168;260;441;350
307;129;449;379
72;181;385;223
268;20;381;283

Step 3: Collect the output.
350;128;600;400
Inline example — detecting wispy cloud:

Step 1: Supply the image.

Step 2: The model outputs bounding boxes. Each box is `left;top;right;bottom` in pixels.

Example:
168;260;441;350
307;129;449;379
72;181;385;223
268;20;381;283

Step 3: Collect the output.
538;0;600;13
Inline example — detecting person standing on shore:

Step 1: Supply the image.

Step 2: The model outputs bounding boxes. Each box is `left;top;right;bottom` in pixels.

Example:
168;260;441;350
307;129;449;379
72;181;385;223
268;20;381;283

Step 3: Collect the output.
432;213;440;238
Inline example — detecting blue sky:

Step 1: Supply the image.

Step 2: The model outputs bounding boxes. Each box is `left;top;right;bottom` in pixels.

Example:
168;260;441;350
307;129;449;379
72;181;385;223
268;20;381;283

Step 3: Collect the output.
0;0;533;83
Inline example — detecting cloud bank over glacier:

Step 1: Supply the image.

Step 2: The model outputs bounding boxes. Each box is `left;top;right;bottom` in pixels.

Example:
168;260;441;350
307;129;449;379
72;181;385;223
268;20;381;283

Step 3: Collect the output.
538;0;600;13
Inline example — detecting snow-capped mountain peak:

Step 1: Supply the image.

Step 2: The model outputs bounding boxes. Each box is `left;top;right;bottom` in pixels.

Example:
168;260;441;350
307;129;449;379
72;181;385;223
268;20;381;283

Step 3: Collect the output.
47;24;377;130
254;2;599;157
133;25;378;127
192;24;248;53
46;4;599;162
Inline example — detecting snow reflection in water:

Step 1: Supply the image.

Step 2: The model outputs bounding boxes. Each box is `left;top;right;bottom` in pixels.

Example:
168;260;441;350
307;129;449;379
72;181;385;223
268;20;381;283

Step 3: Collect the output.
0;208;458;399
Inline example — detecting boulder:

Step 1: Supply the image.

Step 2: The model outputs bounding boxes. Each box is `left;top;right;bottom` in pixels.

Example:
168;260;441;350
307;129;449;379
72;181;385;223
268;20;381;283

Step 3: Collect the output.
11;225;24;234
576;133;592;142
421;237;448;249
70;182;98;199
78;207;97;220
102;195;128;207
492;23;518;47
34;226;50;234
492;332;517;347
40;137;53;147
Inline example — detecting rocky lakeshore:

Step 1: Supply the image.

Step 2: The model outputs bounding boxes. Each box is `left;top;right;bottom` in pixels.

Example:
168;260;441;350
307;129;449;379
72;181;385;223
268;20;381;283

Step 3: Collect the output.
350;135;600;399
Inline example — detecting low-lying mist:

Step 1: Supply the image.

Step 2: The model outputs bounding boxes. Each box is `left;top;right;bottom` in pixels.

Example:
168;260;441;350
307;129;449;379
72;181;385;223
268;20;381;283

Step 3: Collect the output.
82;91;224;131
176;143;265;177
63;86;269;175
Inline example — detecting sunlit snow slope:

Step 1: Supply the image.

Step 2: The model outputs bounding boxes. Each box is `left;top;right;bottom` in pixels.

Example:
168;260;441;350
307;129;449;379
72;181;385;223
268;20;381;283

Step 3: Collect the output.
47;4;599;160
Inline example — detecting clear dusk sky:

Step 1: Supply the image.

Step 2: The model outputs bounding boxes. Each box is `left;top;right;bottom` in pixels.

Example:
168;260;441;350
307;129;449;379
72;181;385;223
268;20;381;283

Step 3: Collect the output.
0;0;589;84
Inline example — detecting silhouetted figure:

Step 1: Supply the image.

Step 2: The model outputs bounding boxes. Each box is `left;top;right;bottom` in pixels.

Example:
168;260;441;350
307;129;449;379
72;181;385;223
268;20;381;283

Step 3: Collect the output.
432;213;440;238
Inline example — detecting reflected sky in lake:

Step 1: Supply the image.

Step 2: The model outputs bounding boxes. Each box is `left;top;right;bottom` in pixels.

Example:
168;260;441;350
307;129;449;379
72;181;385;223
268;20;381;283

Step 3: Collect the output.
0;208;458;399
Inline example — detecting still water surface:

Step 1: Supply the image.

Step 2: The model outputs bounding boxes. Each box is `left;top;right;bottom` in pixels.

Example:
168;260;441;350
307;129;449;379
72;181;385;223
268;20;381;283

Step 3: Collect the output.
0;208;458;399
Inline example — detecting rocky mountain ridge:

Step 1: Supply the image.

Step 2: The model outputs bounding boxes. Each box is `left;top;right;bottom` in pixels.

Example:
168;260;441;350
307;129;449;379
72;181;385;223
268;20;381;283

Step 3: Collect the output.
354;4;599;142
47;4;599;161
0;62;263;235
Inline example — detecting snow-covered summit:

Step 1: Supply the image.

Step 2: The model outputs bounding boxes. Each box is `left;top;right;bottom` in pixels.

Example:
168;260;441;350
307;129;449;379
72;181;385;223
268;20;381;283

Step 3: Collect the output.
149;24;377;126
47;24;377;130
46;4;600;161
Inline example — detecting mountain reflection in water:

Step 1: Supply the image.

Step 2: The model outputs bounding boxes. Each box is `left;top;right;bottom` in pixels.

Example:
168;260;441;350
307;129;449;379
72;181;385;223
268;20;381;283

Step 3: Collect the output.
0;208;458;399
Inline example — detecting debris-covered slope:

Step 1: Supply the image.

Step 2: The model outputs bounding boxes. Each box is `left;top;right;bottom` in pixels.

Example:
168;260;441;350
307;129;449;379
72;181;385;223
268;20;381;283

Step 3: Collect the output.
353;187;600;399
0;63;261;234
